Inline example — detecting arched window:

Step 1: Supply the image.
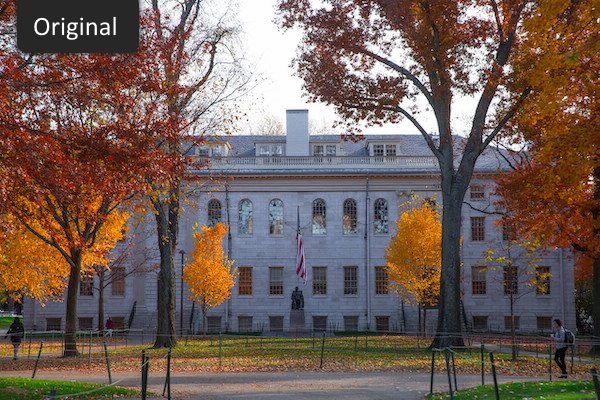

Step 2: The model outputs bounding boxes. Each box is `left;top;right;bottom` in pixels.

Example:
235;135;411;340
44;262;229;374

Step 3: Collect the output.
343;199;357;234
312;199;327;234
374;198;388;234
269;199;284;235
207;199;222;228
238;199;253;235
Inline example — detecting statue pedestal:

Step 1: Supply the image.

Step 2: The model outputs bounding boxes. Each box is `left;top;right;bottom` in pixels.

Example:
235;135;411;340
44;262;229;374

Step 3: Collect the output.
289;309;305;332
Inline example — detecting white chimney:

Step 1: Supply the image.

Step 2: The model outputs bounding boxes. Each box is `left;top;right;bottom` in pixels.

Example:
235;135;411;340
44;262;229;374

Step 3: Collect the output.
285;109;309;156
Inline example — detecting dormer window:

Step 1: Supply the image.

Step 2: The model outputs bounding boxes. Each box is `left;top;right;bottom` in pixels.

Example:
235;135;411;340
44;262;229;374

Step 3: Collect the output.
257;144;284;156
312;144;337;156
371;143;397;156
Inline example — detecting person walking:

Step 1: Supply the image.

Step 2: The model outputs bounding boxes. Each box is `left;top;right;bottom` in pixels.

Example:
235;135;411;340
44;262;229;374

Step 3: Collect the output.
104;317;113;337
551;318;568;378
5;317;24;360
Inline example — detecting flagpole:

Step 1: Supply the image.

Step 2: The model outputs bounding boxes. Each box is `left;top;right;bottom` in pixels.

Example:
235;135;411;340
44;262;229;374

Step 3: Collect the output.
297;206;300;286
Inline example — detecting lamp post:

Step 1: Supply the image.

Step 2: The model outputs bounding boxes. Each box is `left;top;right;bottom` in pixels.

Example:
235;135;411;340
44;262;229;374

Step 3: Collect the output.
179;250;185;337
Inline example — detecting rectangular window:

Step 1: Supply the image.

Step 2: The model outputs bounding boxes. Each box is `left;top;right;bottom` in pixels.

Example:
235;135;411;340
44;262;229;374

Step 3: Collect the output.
238;267;252;295
375;316;390;331
537;316;552;331
312;267;327;295
470;185;485;200
503;265;518;295
207;316;222;333
472;316;488;331
269;316;284;332
471;266;487;295
313;144;324;156
78;317;93;331
344;316;359;331
344;266;358;295
269;267;284;296
385;144;397;156
373;144;384;156
46;318;61;331
80;275;94;296
326;144;337;156
504;316;520;331
471;217;485;241
536;266;551;295
501;217;515;241
375;266;389;295
111;267;126;296
313;316;327;332
238;316;253;333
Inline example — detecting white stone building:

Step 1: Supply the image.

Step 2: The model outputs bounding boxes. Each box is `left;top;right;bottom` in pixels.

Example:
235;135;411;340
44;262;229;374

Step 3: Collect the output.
23;110;576;334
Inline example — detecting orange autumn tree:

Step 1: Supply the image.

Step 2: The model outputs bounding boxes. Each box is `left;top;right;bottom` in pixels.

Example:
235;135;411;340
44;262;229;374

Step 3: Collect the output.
385;197;441;336
494;0;600;341
184;222;235;335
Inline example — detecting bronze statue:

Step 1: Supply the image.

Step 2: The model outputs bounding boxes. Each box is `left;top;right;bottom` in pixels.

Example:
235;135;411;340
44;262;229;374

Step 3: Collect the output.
291;286;304;310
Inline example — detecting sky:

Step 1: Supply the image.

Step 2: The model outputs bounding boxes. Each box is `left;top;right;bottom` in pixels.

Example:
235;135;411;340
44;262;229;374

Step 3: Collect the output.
235;1;477;137
236;1;428;136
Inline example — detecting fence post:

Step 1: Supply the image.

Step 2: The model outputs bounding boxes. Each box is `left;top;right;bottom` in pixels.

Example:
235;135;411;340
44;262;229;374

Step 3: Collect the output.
320;332;326;369
429;350;435;394
141;349;147;400
450;349;457;391
570;340;575;374
88;332;92;369
444;350;454;400
365;334;368;352
481;342;485;386
32;341;44;379
28;333;32;359
490;352;500;400
219;334;222;369
591;368;600;399
163;348;171;399
103;339;112;384
47;388;57;400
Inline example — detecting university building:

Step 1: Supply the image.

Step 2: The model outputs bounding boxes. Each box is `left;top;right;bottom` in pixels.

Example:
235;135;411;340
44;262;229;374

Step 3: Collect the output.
23;110;576;334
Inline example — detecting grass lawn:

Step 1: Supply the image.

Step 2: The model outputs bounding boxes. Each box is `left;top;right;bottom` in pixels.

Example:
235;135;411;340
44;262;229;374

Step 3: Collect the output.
0;377;138;400
0;317;18;329
0;335;596;378
428;380;597;399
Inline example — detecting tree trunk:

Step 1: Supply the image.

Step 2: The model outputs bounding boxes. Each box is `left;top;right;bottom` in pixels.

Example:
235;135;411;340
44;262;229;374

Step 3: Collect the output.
202;300;207;336
153;209;177;348
64;250;82;357
423;306;427;337
98;268;105;332
592;167;600;353
432;181;467;349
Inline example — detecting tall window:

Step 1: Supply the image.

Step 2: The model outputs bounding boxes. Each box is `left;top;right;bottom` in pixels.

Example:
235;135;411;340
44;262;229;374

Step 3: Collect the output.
238;267;252;295
343;199;357;234
502;216;515;241
344;266;358;295
504;316;520;331
375;266;389;295
312;199;327;234
471;217;485;241
536;266;551;295
503;265;518;295
80;275;94;296
313;267;327;295
375;316;390;331
238;199;253;235
374;199;388;234
269;267;284;296
269;199;284;234
471;266;487;295
111;267;126;296
207;199;222;228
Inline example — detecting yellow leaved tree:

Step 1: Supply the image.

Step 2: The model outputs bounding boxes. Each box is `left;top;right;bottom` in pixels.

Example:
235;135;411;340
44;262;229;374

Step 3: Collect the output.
385;197;441;336
0;208;129;307
184;222;236;335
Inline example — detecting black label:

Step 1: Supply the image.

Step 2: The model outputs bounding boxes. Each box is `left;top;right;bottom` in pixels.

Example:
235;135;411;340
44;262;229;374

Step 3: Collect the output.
17;0;139;53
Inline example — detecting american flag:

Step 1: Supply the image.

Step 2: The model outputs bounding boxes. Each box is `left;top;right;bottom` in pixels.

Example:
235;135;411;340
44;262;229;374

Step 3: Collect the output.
296;226;307;285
